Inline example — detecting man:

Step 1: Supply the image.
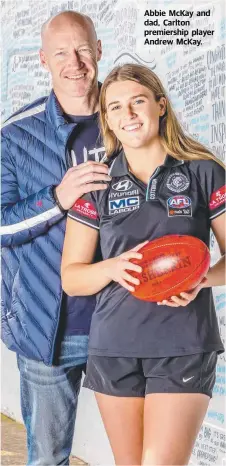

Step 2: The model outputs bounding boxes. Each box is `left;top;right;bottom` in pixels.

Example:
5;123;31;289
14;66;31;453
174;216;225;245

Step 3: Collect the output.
1;11;111;465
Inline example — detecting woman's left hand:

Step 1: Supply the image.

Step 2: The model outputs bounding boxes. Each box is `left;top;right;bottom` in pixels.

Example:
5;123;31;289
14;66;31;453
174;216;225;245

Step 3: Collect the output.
157;277;207;307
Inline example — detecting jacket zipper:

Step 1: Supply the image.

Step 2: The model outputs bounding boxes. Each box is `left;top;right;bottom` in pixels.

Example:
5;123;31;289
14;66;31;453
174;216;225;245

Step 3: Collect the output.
49;123;78;365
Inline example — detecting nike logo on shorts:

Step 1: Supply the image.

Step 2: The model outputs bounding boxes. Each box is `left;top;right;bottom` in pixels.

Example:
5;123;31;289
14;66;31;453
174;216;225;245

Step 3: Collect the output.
182;376;194;383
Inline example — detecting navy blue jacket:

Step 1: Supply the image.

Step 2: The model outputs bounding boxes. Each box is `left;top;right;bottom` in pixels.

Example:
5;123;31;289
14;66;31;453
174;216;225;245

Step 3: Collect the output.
1;91;94;365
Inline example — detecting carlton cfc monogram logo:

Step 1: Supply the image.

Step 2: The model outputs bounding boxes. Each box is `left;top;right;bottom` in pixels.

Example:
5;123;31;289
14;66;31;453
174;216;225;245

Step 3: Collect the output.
112;180;133;192
166;173;190;193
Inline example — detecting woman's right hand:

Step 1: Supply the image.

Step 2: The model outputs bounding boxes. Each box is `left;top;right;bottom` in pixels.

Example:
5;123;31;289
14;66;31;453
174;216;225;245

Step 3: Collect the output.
104;241;148;292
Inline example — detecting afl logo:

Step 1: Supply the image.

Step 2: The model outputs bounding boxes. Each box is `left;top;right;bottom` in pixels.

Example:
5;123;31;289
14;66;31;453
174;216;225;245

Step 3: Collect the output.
112;179;133;191
167;196;191;208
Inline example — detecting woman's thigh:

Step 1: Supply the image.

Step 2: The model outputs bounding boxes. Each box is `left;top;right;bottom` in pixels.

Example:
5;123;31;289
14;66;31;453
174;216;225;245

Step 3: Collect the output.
84;355;146;464
95;392;144;465
142;392;210;465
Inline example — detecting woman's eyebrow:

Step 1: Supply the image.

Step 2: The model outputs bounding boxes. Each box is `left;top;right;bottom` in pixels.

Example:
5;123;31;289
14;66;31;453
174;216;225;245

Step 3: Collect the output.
107;100;120;108
107;94;147;108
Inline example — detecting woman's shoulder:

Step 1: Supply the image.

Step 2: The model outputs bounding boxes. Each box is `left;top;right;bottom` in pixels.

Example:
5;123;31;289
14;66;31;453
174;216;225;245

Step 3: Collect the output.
186;157;225;176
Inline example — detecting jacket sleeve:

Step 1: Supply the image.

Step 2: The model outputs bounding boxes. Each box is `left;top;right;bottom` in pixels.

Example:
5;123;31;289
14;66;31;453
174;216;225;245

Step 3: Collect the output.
1;135;65;247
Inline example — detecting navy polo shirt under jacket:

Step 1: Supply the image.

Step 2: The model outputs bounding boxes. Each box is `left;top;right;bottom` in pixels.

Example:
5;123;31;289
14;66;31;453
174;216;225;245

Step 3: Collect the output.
68;151;225;357
61;112;104;336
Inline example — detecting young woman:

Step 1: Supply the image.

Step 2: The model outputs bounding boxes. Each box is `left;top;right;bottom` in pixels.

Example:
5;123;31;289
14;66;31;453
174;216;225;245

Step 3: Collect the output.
61;64;225;465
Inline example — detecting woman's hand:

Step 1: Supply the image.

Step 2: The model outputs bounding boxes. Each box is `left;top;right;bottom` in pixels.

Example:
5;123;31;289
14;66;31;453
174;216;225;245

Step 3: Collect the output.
105;241;148;292
157;277;207;307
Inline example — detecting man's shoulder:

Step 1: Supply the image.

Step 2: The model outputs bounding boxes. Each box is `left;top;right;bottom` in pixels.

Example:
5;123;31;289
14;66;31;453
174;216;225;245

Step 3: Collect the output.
2;95;49;132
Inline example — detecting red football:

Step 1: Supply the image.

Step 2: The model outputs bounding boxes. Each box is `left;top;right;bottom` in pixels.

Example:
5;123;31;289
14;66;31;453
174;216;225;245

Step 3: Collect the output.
130;235;210;302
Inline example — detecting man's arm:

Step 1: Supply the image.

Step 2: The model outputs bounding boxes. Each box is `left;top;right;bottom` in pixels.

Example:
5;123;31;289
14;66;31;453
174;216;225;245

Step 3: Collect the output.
1;136;64;247
1;136;111;247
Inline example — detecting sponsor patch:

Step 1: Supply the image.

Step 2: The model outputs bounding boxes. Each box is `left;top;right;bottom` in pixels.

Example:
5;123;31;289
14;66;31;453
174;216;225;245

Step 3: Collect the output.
112;179;133;192
72;199;98;220
149;178;158;200
109;196;140;215
166;173;190;193
209;185;226;210
109;189;139;199
167;195;192;217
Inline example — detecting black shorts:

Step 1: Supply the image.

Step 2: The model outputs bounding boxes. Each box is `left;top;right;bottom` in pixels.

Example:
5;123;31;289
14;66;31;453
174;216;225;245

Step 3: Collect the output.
83;352;217;398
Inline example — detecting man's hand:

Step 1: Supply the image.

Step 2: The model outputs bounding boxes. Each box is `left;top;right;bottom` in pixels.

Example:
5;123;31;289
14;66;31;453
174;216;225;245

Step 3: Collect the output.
55;161;111;210
157;277;207;307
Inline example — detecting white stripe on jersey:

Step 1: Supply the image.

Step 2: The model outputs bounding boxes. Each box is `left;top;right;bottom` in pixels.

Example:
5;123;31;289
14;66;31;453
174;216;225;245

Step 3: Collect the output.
68;213;99;230
209;206;226;220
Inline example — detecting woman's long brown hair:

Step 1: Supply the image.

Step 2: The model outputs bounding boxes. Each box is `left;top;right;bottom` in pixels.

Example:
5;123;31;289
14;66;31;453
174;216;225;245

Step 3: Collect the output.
99;63;225;168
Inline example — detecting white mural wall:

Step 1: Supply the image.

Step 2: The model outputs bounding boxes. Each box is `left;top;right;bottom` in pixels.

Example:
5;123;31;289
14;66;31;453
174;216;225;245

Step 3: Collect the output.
1;0;225;464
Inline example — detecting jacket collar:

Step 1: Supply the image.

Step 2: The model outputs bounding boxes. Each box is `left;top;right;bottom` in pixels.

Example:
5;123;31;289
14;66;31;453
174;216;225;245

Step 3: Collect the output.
45;90;68;129
109;150;184;177
45;82;102;130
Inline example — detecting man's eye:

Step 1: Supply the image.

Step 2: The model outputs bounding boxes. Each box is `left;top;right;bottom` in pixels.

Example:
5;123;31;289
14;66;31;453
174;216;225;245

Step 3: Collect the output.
134;99;144;105
79;48;91;53
55;52;65;56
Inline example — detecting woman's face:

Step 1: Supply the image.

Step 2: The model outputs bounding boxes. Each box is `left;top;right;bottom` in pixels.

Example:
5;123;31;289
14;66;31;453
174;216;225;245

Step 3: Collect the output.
105;80;166;150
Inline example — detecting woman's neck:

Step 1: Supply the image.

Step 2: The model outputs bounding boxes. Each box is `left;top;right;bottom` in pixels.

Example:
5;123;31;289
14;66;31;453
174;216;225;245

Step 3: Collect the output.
124;140;167;184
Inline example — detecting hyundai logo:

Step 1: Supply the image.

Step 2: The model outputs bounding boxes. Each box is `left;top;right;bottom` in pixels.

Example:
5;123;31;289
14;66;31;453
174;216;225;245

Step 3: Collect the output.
112;180;133;191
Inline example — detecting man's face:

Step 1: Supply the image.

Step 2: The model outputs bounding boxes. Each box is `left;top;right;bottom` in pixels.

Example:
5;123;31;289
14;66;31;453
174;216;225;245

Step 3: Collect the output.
40;20;102;98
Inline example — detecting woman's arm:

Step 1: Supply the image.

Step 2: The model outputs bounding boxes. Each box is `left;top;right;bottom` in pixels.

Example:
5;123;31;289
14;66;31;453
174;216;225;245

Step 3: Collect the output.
159;212;226;307
61;217;111;296
61;217;145;296
202;212;226;288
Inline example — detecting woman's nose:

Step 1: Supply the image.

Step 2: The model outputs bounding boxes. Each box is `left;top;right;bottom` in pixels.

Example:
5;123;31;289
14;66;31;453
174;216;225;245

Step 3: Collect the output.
122;105;136;119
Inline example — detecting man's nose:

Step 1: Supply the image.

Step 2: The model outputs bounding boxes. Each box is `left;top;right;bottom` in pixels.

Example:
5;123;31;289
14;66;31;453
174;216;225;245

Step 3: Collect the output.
69;50;82;67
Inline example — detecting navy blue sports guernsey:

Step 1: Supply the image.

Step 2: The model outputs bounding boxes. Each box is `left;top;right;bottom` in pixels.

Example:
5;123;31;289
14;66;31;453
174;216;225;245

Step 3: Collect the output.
68;152;225;356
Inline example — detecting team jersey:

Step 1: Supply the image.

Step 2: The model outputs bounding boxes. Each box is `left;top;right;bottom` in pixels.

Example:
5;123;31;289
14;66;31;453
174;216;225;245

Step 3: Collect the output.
68;151;225;357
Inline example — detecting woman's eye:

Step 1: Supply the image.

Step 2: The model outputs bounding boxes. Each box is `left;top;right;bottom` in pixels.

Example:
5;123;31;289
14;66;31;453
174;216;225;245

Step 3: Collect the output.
111;105;120;111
